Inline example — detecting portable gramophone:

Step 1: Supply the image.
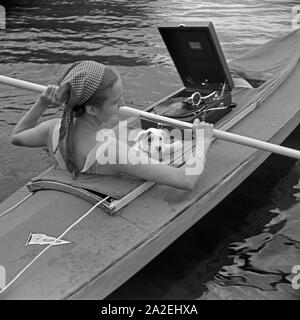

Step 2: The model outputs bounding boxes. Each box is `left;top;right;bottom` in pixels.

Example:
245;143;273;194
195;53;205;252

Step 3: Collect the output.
141;22;236;130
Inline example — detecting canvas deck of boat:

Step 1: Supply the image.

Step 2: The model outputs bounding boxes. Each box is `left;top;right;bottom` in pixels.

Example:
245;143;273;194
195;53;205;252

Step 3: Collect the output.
1;25;300;299
141;21;235;130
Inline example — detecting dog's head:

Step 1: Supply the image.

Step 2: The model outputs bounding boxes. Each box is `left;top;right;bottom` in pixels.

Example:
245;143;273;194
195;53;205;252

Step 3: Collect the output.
135;128;168;154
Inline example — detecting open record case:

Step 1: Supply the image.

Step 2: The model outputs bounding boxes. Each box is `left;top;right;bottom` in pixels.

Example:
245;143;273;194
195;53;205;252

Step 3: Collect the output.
142;21;236;129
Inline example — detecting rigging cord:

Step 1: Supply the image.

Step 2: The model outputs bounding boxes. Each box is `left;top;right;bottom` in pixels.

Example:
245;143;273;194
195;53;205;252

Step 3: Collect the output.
0;193;34;218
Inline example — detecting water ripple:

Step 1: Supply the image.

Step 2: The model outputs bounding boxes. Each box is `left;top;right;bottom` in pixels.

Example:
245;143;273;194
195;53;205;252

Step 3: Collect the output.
1;0;295;64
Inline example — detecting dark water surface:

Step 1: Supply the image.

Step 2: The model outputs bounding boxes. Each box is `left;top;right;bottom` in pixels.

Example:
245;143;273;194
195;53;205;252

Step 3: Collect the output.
0;0;300;299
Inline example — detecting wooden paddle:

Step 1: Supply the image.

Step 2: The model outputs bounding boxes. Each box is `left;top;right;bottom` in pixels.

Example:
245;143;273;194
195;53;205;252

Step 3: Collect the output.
1;74;300;160
119;106;300;160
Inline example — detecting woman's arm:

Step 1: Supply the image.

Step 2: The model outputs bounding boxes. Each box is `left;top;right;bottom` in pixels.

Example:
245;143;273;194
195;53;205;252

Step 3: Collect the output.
101;120;214;190
115;160;203;190
11;85;60;147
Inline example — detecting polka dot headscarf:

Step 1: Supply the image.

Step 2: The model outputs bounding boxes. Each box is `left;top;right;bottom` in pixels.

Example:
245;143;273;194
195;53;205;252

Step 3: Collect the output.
56;60;106;177
60;60;105;107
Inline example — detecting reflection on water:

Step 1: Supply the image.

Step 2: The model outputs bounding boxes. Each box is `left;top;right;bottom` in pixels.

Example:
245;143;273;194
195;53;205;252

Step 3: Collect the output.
1;0;296;65
1;0;300;300
202;161;300;300
2;0;162;65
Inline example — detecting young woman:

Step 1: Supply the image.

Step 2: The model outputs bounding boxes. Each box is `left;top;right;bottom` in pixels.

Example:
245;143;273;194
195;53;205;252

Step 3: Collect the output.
10;60;214;190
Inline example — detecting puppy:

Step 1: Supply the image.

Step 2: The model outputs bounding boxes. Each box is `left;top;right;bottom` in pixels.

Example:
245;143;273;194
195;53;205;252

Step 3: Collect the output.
133;128;182;162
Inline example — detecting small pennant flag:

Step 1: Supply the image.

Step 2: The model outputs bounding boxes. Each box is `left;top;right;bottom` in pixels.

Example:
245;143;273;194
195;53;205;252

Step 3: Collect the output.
0;265;6;290
25;233;71;246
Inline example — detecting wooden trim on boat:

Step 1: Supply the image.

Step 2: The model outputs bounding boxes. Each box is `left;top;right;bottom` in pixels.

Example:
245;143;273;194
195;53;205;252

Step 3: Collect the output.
27;181;114;215
109;180;156;213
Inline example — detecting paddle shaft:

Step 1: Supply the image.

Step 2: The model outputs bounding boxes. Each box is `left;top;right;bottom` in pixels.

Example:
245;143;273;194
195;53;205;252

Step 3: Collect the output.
1;75;300;160
0;75;46;93
119;106;300;160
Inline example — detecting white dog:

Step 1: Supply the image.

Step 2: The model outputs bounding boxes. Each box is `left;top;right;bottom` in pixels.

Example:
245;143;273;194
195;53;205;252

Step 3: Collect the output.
133;128;183;162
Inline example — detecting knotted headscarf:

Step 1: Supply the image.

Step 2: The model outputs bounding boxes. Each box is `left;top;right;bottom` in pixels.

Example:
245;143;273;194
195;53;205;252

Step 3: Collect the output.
55;60;106;177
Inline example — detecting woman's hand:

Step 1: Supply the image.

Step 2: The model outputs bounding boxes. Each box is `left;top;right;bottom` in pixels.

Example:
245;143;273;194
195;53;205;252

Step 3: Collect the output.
192;118;214;142
38;85;61;109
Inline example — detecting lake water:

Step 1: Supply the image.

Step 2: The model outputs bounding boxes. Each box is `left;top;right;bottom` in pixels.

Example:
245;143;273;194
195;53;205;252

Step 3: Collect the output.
0;0;300;299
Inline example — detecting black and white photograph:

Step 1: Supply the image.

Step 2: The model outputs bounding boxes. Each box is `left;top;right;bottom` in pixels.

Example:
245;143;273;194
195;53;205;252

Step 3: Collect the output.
0;0;300;305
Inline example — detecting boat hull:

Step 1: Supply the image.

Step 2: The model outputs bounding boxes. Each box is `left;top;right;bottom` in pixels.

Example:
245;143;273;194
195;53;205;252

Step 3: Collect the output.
1;57;300;299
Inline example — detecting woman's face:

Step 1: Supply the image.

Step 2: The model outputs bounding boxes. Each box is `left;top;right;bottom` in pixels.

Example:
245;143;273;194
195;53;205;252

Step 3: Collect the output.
94;76;124;123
